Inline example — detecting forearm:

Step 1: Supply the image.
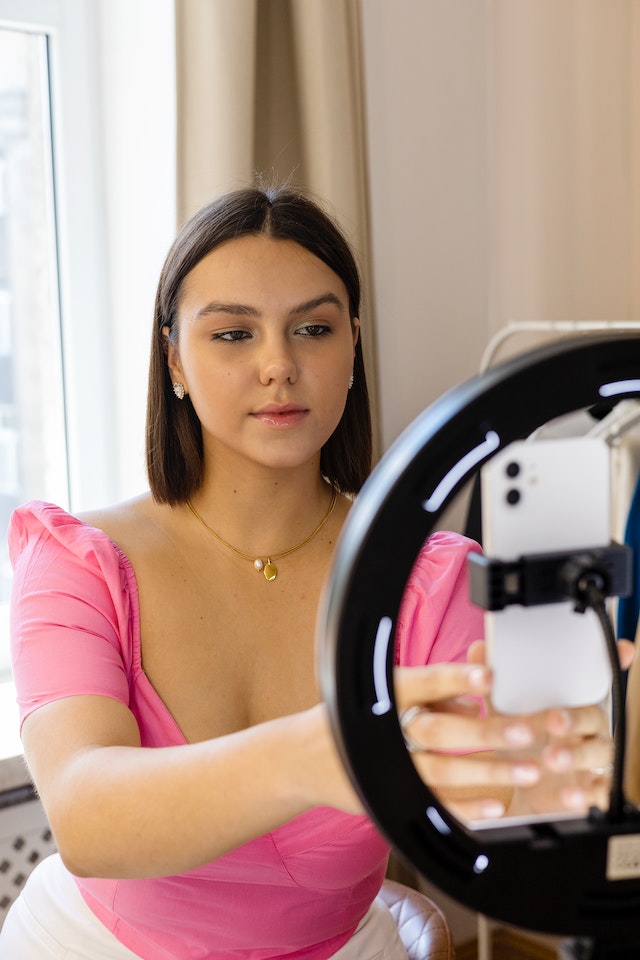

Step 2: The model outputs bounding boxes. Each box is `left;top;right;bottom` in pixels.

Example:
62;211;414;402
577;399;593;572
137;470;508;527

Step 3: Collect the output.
29;705;352;879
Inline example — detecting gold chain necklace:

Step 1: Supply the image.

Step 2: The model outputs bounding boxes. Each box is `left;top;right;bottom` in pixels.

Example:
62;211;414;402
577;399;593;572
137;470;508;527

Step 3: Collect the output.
186;488;338;582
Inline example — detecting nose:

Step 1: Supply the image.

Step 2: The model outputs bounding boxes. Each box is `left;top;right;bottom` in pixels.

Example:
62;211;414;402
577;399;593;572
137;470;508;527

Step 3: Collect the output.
258;337;298;385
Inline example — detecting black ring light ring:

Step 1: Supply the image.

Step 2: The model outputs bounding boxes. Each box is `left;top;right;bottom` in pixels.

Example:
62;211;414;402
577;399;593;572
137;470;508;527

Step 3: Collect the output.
319;334;640;945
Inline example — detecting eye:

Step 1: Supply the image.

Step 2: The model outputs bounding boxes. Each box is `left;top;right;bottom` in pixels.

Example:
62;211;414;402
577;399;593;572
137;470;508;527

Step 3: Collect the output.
297;323;331;338
212;329;251;342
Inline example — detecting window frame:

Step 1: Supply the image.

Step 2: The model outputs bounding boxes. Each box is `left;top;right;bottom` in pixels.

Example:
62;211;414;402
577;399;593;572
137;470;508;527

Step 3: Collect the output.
0;0;115;509
1;0;177;510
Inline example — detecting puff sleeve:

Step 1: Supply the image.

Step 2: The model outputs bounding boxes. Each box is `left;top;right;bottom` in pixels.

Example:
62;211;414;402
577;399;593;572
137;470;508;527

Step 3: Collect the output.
8;501;138;729
395;530;484;668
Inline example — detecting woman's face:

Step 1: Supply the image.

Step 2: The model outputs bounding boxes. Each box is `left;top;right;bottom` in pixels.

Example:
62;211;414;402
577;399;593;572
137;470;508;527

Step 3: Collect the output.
166;234;359;475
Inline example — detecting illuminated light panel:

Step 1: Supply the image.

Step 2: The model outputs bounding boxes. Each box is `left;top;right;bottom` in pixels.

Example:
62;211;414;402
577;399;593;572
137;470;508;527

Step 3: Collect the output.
371;616;393;716
422;431;500;513
426;805;452;835
599;380;640;398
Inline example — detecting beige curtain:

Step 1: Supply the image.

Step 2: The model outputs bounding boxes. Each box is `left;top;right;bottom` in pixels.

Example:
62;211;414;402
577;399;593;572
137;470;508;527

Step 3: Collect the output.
175;0;379;449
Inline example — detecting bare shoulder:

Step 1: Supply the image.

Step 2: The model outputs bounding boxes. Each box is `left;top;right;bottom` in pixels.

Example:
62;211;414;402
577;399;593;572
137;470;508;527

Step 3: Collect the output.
79;492;155;539
78;494;180;563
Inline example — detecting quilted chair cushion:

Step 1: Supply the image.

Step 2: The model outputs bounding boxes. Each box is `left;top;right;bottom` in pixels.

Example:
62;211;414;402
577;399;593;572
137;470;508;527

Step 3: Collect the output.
377;879;455;960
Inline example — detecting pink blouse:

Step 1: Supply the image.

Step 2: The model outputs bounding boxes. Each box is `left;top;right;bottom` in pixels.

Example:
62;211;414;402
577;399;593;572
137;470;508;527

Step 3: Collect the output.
9;501;483;960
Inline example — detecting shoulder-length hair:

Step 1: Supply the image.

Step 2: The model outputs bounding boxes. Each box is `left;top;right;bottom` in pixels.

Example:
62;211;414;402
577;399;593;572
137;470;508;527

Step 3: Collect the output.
146;185;372;504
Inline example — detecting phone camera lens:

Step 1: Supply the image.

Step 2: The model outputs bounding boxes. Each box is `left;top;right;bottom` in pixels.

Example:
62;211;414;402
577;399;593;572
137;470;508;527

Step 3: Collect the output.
505;461;520;478
506;488;520;506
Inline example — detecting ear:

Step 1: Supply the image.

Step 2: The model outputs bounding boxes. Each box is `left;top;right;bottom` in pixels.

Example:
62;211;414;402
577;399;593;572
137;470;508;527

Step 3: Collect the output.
162;325;185;385
352;317;360;350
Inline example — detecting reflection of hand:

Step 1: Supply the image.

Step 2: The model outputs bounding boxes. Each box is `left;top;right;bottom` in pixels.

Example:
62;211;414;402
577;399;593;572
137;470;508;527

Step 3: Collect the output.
498;703;613;819
394;639;634;824
395;661;536;821
474;637;634;820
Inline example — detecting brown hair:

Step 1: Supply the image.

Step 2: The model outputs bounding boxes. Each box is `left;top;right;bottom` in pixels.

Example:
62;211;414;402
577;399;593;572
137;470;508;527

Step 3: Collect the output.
146;185;372;504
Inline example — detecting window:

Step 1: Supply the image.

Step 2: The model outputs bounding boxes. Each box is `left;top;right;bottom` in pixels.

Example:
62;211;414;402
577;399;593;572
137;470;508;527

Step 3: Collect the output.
0;0;114;730
0;25;68;684
0;0;176;755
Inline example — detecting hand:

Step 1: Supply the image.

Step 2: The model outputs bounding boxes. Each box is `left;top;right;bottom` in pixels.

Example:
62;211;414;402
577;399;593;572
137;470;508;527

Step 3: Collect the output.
394;639;635;823
502;638;634;819
395;660;536;821
472;638;634;819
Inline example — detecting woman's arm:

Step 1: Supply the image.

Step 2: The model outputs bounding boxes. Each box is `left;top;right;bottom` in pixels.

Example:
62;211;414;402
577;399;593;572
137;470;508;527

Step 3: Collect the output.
22;692;371;880
26;648;630;880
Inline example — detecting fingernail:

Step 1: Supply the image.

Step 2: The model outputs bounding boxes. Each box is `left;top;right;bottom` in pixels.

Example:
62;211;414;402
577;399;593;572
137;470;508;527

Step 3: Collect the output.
513;763;540;785
505;723;534;747
561;786;586;810
468;667;490;691
480;800;506;819
544;747;572;772
547;709;571;736
558;709;571;729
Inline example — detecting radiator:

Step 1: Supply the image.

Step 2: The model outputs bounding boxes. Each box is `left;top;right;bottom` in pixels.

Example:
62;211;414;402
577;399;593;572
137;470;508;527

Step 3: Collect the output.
0;758;56;929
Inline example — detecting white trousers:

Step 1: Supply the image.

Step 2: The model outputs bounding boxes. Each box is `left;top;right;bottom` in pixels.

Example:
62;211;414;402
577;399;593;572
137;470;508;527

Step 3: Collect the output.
0;854;409;960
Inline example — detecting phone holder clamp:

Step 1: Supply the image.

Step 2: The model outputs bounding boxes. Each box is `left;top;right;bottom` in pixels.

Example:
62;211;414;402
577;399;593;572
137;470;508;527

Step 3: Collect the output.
468;542;633;611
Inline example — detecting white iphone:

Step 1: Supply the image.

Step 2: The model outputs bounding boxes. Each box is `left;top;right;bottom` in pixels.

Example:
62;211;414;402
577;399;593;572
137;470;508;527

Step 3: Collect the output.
480;436;613;715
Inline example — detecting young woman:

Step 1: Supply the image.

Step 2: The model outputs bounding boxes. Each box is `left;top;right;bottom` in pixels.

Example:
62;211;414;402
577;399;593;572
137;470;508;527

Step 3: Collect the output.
1;186;621;959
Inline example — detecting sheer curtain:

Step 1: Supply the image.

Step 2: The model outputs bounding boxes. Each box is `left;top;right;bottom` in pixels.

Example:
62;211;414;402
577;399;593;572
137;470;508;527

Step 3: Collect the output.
174;0;379;446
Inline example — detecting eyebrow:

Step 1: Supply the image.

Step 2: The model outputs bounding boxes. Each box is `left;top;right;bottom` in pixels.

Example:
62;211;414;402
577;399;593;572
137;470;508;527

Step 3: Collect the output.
193;292;346;321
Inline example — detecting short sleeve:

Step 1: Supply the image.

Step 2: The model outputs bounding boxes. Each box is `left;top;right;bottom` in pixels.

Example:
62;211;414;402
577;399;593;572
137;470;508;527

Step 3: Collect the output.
395;530;484;667
8;501;137;728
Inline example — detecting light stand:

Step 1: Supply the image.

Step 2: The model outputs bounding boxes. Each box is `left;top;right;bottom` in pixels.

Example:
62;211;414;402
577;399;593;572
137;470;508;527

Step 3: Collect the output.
318;334;640;958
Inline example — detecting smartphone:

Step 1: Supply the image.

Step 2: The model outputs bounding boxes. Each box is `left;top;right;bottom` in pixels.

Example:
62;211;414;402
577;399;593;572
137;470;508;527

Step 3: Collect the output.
481;436;613;715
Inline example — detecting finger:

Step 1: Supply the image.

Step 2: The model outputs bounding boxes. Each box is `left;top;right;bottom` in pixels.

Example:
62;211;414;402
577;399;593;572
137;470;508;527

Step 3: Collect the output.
542;703;610;740
433;696;484;719
558;775;611;814
512;763;615;817
394;663;490;712
575;767;615;812
542;735;613;774
445;797;507;822
401;707;538;754
466;640;486;665
507;703;609;741
617;639;635;672
411;749;540;790
438;783;513;821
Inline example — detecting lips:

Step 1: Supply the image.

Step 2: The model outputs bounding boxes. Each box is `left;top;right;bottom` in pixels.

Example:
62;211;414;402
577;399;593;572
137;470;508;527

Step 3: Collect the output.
251;404;309;428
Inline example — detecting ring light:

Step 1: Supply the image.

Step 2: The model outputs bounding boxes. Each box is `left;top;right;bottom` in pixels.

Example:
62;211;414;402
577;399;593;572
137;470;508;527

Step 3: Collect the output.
318;334;640;952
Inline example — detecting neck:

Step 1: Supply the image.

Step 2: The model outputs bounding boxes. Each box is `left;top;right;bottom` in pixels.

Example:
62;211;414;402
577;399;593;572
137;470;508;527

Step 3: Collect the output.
186;487;337;581
188;464;334;558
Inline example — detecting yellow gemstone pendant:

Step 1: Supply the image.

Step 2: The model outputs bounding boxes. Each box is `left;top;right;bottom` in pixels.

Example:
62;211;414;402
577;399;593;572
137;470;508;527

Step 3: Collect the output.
263;561;278;582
